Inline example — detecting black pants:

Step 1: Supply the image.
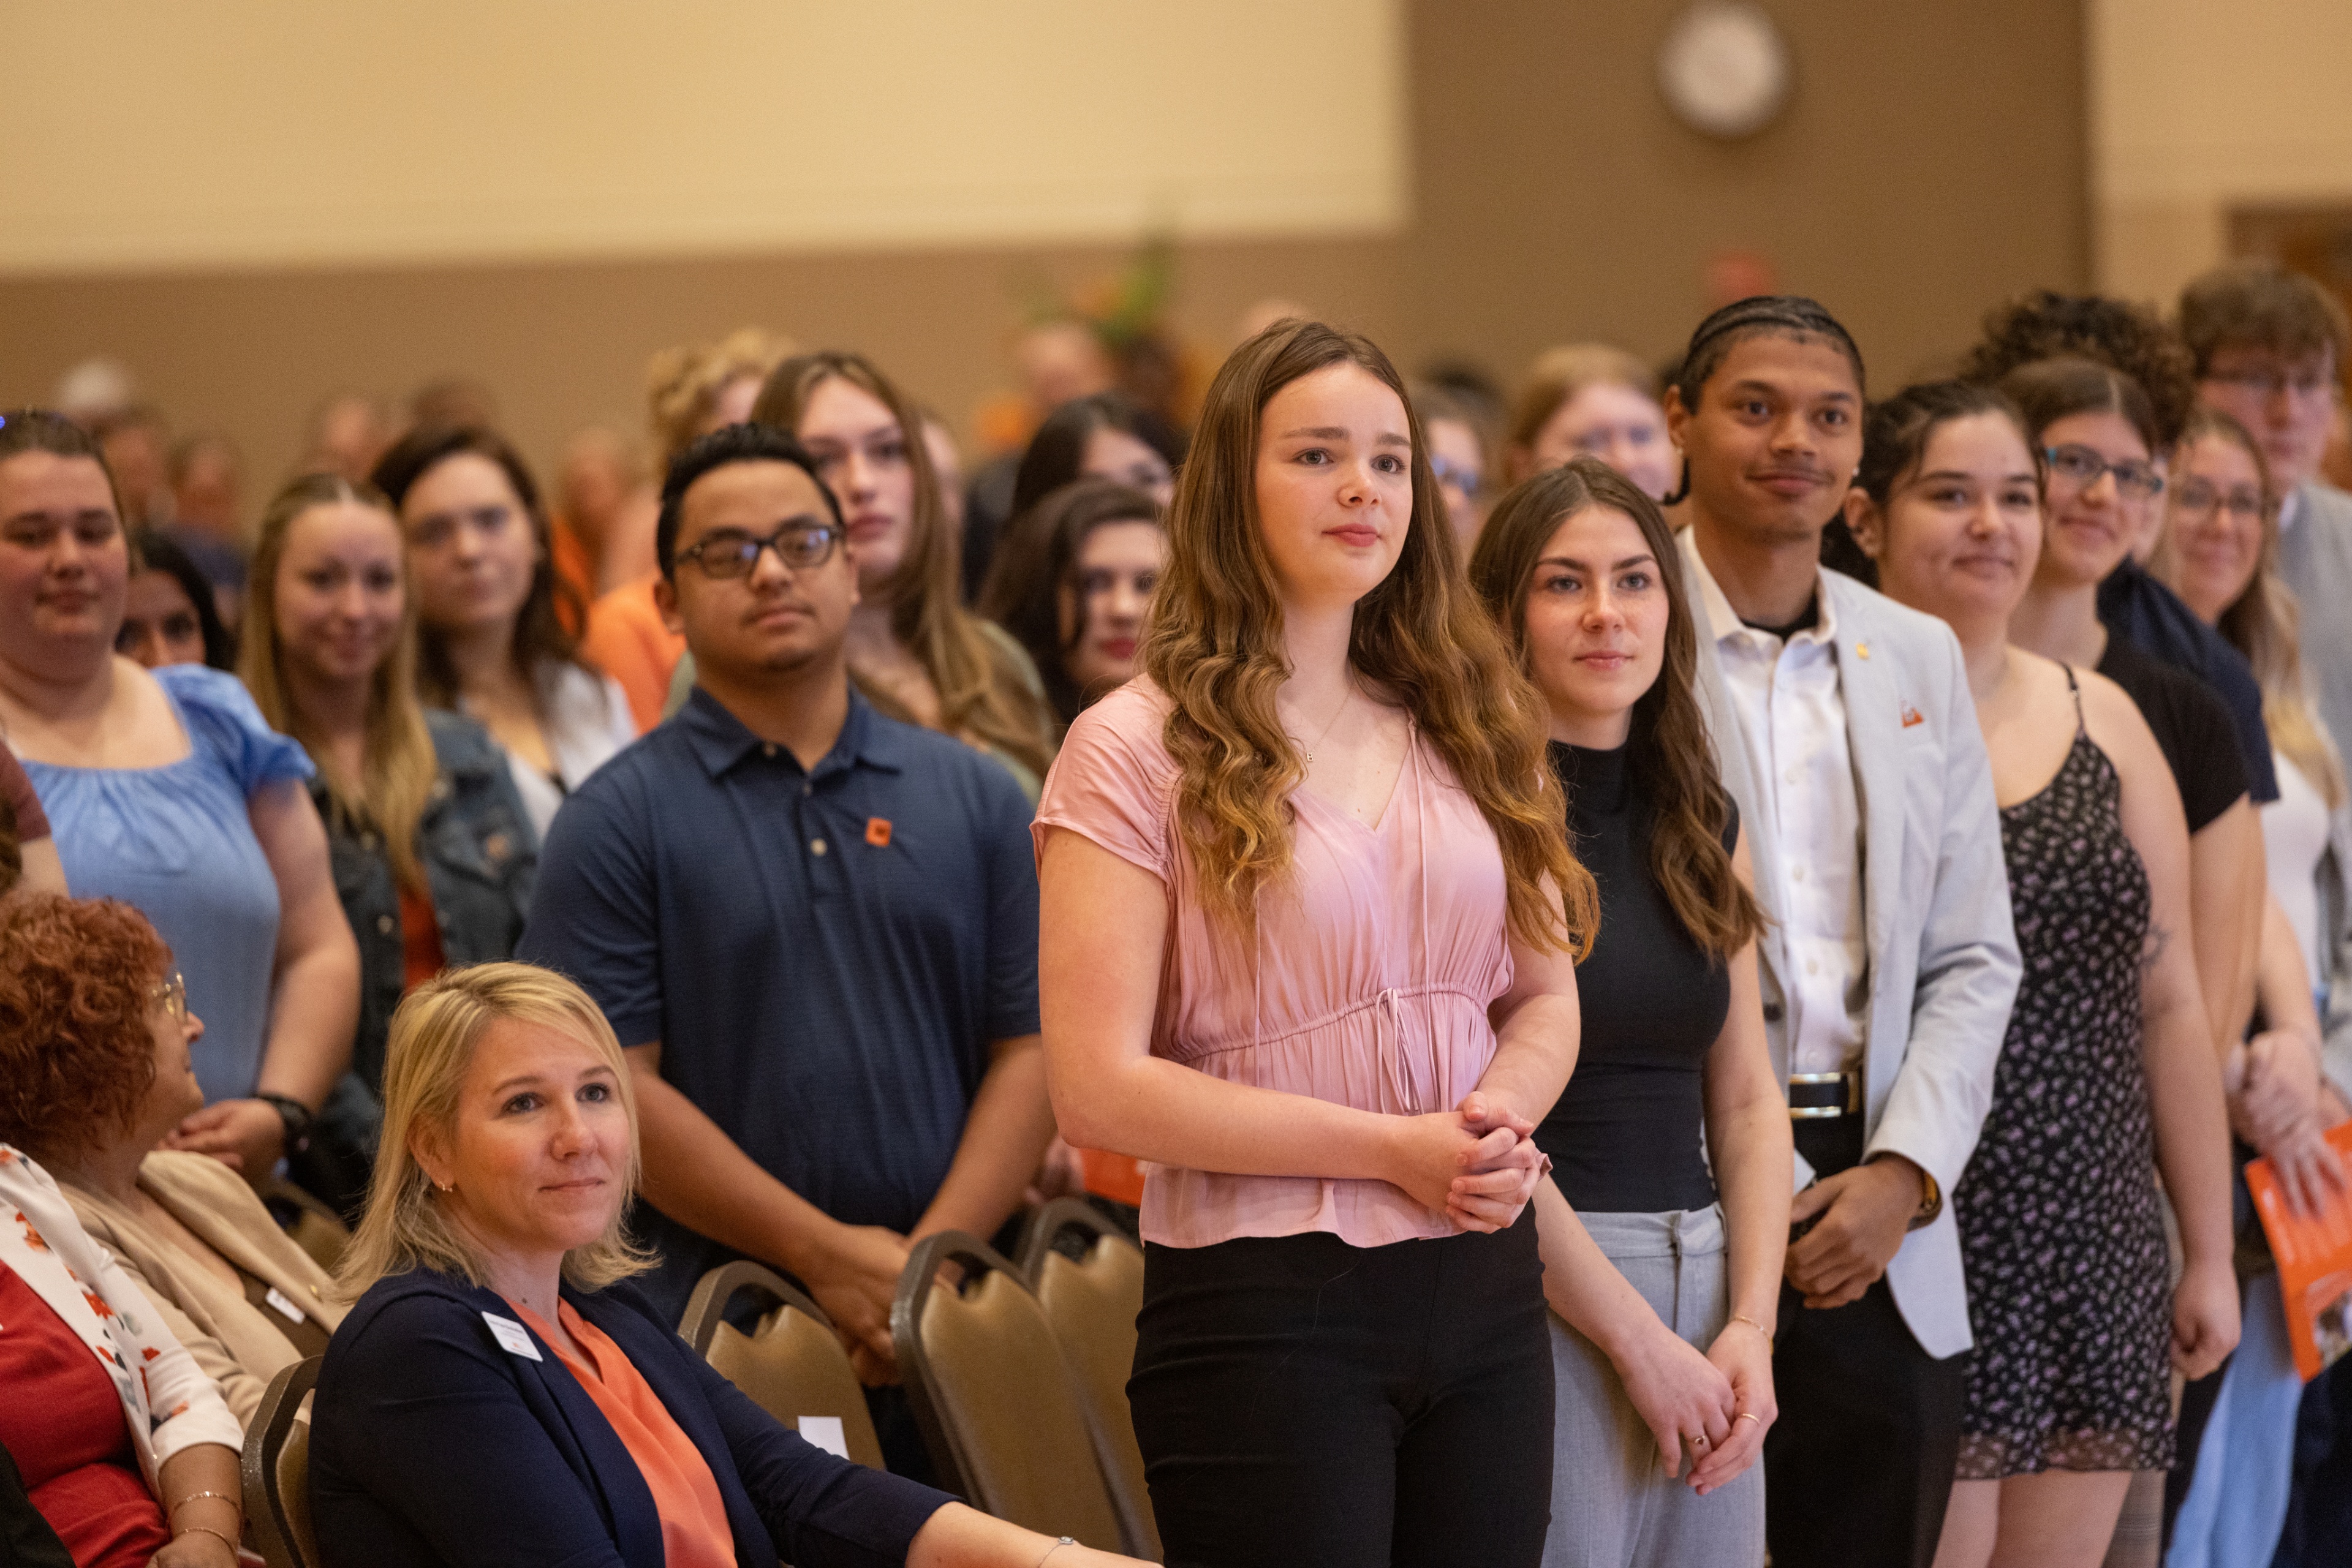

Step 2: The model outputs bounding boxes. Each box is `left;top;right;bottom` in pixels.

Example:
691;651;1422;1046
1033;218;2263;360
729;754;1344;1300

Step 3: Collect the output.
1766;1117;1970;1568
1129;1213;1553;1568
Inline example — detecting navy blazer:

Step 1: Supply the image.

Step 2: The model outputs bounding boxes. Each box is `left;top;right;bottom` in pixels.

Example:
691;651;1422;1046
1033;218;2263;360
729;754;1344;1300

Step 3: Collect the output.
310;1268;951;1568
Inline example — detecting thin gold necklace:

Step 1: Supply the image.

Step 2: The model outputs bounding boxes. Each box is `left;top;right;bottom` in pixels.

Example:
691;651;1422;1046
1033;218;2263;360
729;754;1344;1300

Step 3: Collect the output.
1295;674;1356;766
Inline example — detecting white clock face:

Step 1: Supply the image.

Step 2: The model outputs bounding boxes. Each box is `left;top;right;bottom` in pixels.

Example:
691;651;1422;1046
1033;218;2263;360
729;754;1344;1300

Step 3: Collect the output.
1657;1;1794;140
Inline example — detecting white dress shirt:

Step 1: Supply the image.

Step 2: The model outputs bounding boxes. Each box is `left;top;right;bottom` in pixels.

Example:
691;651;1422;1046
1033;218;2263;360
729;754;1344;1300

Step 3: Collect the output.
1682;531;1868;1074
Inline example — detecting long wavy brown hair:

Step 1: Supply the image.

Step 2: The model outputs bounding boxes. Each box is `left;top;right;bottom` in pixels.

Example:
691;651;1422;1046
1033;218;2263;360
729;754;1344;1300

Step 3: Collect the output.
241;473;441;894
752;352;1058;783
1141;319;1594;954
1472;458;1762;960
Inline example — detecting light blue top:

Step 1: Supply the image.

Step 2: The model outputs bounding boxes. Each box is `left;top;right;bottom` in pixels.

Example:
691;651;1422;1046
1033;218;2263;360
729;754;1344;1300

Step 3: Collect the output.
25;664;314;1103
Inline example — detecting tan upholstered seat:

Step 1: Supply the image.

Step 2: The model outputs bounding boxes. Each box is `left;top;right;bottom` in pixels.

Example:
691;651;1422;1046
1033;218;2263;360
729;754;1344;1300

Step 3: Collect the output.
1019;1200;1159;1560
892;1232;1133;1555
242;1356;322;1568
678;1260;886;1471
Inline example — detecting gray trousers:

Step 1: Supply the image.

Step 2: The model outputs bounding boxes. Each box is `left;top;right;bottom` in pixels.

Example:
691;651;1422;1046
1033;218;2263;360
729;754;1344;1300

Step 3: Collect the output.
1542;1205;1766;1568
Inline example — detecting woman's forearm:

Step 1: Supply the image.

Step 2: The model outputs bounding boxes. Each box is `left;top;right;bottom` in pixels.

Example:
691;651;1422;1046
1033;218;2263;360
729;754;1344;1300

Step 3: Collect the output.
1705;1096;1793;1328
2188;803;2264;1055
1530;1177;1666;1359
2144;990;2236;1271
1051;1050;1407;1184
255;932;358;1109
1474;992;1581;1128
155;1442;243;1558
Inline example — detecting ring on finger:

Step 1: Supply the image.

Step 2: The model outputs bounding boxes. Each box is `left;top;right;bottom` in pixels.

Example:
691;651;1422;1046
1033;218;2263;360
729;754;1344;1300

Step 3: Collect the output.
1735;1412;1760;1426
1686;1433;1710;1450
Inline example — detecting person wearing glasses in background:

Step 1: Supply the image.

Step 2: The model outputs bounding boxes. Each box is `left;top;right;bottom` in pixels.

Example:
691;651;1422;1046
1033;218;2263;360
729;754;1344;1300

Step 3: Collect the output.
1412;381;1494;548
516;424;1054;1482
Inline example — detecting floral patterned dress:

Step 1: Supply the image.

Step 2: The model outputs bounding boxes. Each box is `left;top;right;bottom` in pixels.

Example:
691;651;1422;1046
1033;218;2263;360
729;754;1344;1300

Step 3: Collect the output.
1954;672;2174;1477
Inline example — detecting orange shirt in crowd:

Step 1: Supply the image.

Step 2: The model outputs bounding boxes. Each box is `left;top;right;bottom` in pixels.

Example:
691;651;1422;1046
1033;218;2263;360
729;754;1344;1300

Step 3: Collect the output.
549;519;595;636
398;884;446;992
580;575;686;734
513;1300;736;1568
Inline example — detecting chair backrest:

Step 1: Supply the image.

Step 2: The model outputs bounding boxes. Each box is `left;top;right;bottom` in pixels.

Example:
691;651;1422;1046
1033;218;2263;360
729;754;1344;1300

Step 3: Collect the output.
678;1260;886;1471
892;1232;1128;1554
1019;1200;1159;1561
242;1356;322;1568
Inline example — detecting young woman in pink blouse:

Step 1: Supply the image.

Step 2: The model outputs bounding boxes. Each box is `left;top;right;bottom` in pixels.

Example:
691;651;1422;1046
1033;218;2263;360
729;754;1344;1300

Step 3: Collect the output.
1034;319;1595;1567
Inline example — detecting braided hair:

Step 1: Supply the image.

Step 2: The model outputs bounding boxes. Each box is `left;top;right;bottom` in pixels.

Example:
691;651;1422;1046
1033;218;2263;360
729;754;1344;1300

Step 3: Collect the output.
1662;296;1867;503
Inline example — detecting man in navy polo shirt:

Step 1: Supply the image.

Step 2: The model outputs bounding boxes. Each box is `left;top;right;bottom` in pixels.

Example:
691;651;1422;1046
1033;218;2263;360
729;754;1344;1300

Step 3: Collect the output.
518;423;1054;1427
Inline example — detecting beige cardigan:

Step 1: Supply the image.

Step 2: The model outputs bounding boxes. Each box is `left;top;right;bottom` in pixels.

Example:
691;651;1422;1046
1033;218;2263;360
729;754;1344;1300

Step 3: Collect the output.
64;1150;346;1427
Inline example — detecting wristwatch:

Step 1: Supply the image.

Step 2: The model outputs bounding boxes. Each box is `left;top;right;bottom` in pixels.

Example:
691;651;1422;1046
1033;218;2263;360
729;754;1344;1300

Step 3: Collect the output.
1907;1167;1943;1231
255;1093;314;1157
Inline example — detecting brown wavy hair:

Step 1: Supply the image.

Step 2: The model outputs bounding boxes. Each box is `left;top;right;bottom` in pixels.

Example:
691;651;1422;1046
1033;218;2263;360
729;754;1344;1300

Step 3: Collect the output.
1471;458;1762;960
241;473;442;894
1141;319;1594;954
752;352;1058;783
0;894;171;1161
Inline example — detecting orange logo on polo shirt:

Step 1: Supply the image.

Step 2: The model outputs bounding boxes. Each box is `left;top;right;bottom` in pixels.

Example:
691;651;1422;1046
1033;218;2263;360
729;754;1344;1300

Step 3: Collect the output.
1900;703;1925;729
866;818;893;847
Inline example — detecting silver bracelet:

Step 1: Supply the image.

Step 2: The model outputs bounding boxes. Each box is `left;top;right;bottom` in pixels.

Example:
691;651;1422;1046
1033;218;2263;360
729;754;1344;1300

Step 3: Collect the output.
1035;1537;1076;1568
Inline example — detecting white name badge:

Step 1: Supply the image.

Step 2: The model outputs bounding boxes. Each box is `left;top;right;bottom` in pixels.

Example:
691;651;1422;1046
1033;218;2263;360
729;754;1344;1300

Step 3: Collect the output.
796;1415;849;1458
264;1286;306;1325
482;1311;543;1360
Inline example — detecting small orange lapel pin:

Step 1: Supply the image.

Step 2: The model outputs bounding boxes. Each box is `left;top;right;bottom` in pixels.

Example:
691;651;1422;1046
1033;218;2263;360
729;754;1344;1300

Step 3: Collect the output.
865;817;893;847
1900;703;1924;728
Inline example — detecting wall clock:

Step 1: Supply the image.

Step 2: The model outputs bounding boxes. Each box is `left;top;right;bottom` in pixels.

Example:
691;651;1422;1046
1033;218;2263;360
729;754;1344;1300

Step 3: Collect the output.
1657;2;1794;140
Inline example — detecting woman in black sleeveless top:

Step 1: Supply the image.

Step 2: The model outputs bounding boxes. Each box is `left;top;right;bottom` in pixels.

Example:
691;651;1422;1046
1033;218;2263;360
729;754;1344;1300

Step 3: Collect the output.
1471;458;1791;1567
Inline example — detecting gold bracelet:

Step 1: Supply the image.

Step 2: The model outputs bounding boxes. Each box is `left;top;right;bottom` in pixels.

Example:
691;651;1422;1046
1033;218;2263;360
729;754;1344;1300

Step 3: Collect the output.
175;1523;240;1558
170;1490;240;1516
1727;1311;1774;1347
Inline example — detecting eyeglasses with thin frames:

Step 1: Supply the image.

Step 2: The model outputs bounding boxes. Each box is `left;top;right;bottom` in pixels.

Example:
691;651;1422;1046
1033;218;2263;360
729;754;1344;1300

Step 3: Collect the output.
675;522;842;579
2044;443;2165;502
2169;478;2266;528
2204;368;2337;401
149;970;189;1025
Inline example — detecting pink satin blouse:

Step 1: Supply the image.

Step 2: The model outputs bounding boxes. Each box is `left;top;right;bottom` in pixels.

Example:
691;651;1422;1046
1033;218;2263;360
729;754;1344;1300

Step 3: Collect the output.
1034;680;1516;1249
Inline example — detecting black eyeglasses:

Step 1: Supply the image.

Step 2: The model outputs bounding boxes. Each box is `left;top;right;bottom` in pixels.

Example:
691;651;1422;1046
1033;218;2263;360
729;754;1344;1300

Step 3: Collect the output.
2044;444;2165;502
675;522;842;579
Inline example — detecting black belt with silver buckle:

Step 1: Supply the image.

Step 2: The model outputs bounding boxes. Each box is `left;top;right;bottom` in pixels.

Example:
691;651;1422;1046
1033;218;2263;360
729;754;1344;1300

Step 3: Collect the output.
1788;1070;1861;1120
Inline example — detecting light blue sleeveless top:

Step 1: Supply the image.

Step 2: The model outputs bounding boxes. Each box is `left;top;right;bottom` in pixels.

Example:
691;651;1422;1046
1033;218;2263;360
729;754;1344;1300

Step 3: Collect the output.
26;665;314;1103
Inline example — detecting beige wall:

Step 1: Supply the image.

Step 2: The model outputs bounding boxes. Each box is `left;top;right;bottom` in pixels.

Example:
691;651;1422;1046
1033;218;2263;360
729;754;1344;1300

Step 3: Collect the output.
1404;0;2087;390
2092;0;2352;303
0;0;2090;507
1;1;1405;271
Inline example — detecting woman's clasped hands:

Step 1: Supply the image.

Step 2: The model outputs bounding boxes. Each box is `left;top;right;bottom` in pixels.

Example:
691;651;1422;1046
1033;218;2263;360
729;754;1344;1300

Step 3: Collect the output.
1388;1090;1549;1232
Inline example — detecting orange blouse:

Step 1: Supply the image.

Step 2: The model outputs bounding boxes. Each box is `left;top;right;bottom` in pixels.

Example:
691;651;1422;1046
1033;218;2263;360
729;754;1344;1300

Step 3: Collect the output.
513;1300;736;1568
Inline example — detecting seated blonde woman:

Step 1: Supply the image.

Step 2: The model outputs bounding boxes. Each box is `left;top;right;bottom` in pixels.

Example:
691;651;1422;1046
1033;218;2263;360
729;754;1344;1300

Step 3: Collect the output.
0;893;344;1428
311;962;1143;1568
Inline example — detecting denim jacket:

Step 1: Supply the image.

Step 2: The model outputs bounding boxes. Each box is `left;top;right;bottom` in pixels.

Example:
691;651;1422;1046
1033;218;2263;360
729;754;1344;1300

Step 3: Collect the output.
297;710;537;1213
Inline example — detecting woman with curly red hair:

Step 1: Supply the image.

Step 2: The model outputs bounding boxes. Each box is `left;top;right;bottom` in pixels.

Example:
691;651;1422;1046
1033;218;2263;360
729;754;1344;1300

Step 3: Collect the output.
0;894;344;1427
1034;318;1592;1566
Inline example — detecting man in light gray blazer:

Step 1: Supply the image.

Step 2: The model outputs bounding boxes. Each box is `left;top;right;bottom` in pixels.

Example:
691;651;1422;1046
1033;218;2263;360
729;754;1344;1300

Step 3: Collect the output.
1662;298;2021;1568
